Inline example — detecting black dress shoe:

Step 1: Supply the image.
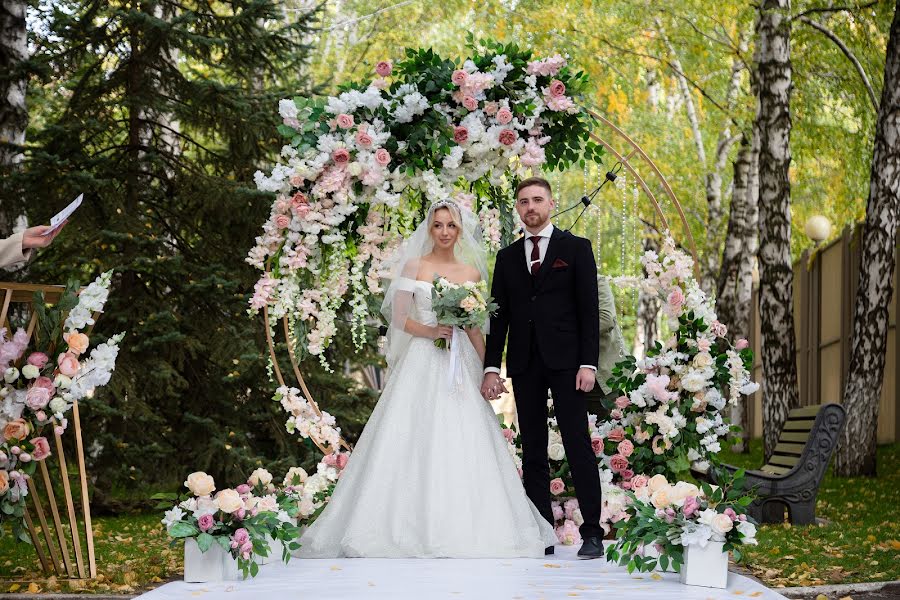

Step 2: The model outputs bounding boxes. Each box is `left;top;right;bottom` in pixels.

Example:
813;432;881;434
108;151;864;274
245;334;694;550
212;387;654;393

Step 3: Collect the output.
577;536;603;559
545;545;555;555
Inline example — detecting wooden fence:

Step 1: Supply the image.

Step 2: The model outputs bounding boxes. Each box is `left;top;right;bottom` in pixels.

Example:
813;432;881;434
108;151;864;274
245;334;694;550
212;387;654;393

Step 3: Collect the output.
747;225;898;443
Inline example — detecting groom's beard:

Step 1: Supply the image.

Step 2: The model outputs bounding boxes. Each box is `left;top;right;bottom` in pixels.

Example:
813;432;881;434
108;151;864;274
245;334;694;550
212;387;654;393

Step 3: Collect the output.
523;212;550;230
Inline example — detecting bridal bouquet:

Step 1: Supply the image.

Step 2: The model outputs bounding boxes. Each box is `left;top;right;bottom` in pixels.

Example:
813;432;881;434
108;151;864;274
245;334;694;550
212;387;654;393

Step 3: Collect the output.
605;470;758;573
156;470;302;579
1;272;124;542
430;276;497;349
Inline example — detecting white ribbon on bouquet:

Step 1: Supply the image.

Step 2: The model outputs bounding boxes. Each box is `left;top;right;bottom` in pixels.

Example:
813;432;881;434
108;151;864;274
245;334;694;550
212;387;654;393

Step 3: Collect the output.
446;326;463;392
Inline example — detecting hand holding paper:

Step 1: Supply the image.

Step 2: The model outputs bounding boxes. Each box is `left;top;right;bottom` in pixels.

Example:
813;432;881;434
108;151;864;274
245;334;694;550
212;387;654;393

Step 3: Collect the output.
41;193;82;237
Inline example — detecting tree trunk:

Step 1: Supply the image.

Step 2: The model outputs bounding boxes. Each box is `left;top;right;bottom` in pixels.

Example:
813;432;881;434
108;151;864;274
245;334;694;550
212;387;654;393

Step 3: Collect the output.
833;0;900;477
756;0;801;461
0;0;28;166
634;233;660;358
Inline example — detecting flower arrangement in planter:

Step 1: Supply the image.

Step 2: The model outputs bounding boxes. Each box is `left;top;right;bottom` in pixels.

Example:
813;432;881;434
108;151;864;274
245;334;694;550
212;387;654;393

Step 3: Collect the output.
156;470;301;580
605;469;758;588
277;451;350;526
1;272;124;541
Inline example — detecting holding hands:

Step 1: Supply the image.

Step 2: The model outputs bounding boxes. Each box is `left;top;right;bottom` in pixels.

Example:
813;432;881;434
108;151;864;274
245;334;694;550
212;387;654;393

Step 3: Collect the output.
481;372;508;401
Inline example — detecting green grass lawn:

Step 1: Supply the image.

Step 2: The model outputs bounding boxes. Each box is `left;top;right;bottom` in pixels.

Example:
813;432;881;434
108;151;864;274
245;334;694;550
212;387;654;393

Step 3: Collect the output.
1;442;898;593
719;440;900;588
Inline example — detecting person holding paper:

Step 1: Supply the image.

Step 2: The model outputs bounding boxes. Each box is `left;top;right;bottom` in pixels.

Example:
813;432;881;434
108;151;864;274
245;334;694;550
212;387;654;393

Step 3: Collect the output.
0;224;66;268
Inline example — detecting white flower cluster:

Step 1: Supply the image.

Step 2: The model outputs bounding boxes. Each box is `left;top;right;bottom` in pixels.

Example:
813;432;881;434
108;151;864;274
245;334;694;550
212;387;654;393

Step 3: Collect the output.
277;385;342;451
66;332;125;401
64;271;113;331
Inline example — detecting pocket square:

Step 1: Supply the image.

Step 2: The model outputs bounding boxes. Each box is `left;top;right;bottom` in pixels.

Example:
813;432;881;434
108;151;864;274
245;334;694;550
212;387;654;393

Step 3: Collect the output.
552;258;569;269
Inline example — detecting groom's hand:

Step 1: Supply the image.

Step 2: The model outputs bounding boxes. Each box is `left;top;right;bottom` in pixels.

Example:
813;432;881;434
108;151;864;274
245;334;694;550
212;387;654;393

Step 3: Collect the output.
481;373;507;401
575;368;596;393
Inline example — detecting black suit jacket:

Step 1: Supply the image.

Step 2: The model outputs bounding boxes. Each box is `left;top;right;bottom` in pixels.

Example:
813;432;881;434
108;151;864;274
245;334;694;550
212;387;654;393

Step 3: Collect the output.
485;227;600;376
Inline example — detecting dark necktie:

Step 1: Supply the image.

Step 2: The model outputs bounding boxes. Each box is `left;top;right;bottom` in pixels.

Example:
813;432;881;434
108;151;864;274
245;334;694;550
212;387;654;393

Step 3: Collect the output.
530;236;542;276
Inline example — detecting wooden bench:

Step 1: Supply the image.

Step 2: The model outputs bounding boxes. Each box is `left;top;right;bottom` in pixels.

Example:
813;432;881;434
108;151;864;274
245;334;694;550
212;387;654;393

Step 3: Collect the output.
695;403;846;525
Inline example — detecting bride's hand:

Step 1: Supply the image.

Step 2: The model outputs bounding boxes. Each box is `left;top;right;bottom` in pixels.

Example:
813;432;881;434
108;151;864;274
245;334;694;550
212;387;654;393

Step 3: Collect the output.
430;325;453;342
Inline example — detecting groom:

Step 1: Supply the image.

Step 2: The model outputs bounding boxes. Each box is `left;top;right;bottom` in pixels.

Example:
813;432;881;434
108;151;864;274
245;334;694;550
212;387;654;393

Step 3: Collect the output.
482;177;604;559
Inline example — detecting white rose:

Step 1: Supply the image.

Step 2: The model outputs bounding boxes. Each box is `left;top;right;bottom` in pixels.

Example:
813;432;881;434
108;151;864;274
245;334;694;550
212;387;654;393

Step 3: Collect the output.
573;508;584;526
248;468;273;487
548;443;566;461
184;471;216;497
693;352;714;369
283;467;308;487
215;489;243;513
647;474;669;493
298;497;316;517
736;520;758;544
348;162;363;177
54;374;72;389
48;398;67;415
21;365;39;380
3;368;19;383
711;513;734;535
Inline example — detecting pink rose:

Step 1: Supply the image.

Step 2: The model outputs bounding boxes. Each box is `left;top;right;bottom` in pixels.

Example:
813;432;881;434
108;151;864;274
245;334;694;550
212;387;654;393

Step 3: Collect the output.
620;469;634;481
54;425;65;437
697;338;712;352
372;77;389;90
451;69;468;86
607;427;625;443
27;352;49;369
336;453;349;469
332;148;350;164
631;475;649;489
711;320;728;337
611;409;624;420
57;353;79;377
724;507;738;521
355;130;373;147
614;395;630;409
375;148;391;166
64;331;90;356
590;435;604;456
275;214;291;229
30;437;51;461
502;428;515;443
736;338;749;350
375;60;393;77
622;480;633;490
35;411;47;422
552;503;564;521
25;386;51;411
289;175;304;187
198;514;215;532
498;129;518;146
336;113;354;129
496;107;513;124
236;484;251;495
617;439;634;458
230;527;250;548
682;495;700;518
609;454;629;473
550;478;566;495
667;288;684;312
549;79;566;97
462;95;478;111
483;102;498;116
275;199;291;214
453;126;469;144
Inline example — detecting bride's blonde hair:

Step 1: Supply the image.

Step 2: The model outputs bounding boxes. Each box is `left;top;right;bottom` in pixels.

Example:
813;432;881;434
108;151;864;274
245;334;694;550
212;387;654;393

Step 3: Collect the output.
427;200;464;234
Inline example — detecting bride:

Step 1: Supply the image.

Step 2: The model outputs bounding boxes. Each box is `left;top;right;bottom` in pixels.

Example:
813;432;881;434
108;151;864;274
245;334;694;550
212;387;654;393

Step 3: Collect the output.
296;200;558;558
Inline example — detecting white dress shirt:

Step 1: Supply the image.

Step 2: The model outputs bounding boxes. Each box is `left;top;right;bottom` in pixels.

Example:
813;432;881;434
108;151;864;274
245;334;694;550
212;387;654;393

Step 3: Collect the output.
484;222;596;376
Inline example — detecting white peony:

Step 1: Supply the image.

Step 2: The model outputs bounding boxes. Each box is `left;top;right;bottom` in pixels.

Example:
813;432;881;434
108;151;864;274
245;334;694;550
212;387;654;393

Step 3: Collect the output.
3;368;18;384
283;466;308;487
215;489;243;514
248;468;274;487
48;398;67;415
21;365;39;380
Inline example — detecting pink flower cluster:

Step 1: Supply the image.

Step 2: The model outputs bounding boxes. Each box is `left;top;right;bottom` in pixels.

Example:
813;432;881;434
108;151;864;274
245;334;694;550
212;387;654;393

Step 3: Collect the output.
526;54;567;77
230;527;253;560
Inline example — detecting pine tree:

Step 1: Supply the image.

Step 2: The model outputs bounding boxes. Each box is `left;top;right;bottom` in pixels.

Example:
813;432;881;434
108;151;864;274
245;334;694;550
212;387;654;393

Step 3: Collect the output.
2;0;380;505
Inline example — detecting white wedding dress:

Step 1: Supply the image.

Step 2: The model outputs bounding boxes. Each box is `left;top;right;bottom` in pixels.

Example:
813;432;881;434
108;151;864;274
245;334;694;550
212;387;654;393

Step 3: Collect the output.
296;279;557;558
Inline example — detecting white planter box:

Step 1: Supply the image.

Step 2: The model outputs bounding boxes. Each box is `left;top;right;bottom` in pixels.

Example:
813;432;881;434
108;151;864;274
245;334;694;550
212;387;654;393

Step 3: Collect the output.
679;541;729;589
184;538;240;583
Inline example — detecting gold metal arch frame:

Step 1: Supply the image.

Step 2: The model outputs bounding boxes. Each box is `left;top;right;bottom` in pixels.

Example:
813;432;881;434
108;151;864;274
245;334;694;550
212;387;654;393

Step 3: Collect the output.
263;108;700;457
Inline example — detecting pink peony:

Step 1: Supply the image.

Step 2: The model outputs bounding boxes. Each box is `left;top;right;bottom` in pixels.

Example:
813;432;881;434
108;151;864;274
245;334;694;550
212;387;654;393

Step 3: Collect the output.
549;79;566;97
631;474;649;489
332;148;350;164
617;439;634;458
667;288;685;313
336;113;354;129
355;130;373;148
552;503;564;521
30;437;51;461
736;338;749;350
724;507;738;521
336;453;349;469
614;395;630;409
33;376;56;396
590;435;604;456
230;528;250;548
27;353;49;369
607;427;625;443
502;428;515;443
35;411;46;422
550;478;566;495
236;484;251;495
25;386;51;411
198;514;215;532
462;95;478;111
609;454;629;473
451;69;468;86
57;353;79;377
483;102;498;116
375;148;391;166
498;129;518;146
453;126;469;144
620;469;635;481
682;495;700;518
496;107;513;124
375;60;393;77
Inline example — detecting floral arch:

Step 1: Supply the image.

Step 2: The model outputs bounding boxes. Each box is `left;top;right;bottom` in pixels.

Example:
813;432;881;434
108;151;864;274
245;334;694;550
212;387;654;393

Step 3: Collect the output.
247;39;702;460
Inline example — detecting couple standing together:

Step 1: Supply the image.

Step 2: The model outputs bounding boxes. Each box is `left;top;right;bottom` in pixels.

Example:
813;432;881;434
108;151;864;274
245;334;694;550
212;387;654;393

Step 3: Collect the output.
297;177;604;560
